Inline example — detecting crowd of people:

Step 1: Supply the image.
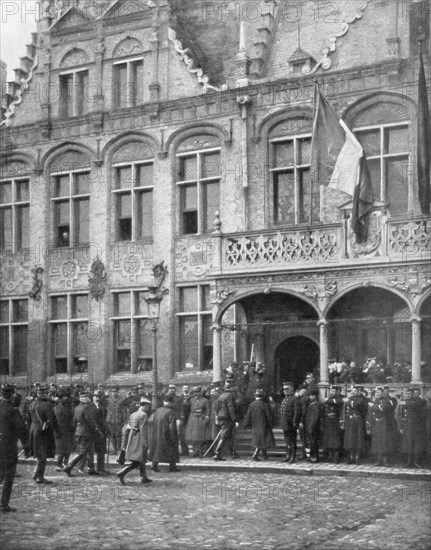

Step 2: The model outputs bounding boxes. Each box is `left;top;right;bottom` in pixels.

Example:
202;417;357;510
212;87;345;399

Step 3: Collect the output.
1;361;431;514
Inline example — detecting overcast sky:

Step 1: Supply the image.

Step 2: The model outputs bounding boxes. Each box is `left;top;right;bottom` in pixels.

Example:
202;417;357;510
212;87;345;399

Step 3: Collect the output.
1;1;38;80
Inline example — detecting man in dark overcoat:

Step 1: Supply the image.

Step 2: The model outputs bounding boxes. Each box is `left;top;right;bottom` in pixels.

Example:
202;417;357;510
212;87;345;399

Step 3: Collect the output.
304;389;323;463
400;386;426;468
342;386;367;464
322;385;344;463
367;386;392;466
382;384;400;464
0;384;30;512
89;389;110;474
54;388;75;471
279;382;300;463
296;385;309;460
29;385;60;483
149;394;180;472
243;389;275;461
185;387;210;457
212;379;237;461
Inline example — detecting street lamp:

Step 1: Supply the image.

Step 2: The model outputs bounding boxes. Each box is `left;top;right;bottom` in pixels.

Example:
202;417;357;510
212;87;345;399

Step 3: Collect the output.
142;263;169;409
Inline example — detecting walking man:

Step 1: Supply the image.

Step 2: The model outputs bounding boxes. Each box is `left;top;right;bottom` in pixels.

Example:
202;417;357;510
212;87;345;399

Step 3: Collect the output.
243;389;275;461
149;394;180;472
212;379;237;461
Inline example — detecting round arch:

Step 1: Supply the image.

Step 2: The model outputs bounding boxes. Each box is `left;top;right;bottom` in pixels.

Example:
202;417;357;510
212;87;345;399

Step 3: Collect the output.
257;105;313;139
102;131;160;164
342;91;417;128
274;335;320;390
417;290;431;316
163;122;230;155
41;141;96;171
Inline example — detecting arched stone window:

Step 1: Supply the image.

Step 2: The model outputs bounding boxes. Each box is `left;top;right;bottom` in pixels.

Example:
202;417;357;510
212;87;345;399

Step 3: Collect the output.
176;134;221;235
59;48;89;118
111;141;154;242
268;117;317;226
112;38;144;109
350;101;412;216
50;151;91;247
0;160;30;251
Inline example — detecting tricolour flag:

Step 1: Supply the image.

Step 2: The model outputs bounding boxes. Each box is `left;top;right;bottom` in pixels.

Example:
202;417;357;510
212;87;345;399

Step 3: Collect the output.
311;84;373;243
418;45;430;215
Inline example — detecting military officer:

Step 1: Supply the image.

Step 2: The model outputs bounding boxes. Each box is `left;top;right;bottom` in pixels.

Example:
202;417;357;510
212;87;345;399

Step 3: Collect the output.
322;385;344;463
212;379;237;461
367;386;392;467
279;382;300;463
400;386;426;468
342;386;367;464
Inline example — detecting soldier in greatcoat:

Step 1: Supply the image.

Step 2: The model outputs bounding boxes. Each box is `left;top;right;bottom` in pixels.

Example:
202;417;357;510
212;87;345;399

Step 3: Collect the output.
0;384;30;513
296;385;309;460
382;384;400;464
243;388;275;461
212;379;238;461
322;385;344;463
367;386;392;466
185;387;210;457
304;389;323;463
400;386;426;468
106;386;125;456
116;397;152;484
279;382;300;463
29;385;60;483
89;389;110;474
149;394;180;472
342;386;367;464
54;388;75;471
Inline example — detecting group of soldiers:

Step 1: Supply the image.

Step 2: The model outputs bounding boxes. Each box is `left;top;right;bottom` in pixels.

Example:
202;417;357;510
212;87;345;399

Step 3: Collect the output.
1;367;431;513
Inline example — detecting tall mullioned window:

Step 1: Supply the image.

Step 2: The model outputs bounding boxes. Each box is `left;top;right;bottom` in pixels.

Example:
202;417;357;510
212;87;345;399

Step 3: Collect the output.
59;69;89;118
177;285;213;371
50;294;89;375
176;142;221;235
0;177;30;251
112;291;153;373
113;57;143;109
0;298;28;376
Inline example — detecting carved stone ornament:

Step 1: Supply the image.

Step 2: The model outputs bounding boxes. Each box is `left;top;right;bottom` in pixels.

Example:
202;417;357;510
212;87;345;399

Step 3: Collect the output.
28;267;44;300
88;257;107;301
61;48;89;69
349;214;381;256
389;272;431;296
389;220;431;256
298;281;338;300
215;288;237;303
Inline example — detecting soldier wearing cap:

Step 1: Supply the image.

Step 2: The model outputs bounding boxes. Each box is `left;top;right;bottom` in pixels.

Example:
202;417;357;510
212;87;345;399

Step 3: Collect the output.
89;389;110;475
29;385;60;483
149;394;180;472
243;388;275;461
342;386;367;465
54;388;75;471
212;379;237;461
185;387;210;458
400;386;426;468
106;386;126;456
0;384;30;512
304;388;323;463
367;386;392;467
279;382;300;463
116;397;152;484
322;385;343;463
296;385;309;460
178;385;191;456
382;384;400;464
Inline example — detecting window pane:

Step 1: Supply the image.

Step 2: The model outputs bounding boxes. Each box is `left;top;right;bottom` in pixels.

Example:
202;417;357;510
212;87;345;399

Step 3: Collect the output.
72;295;88;319
73;322;88;356
60;73;74;118
203;181;219;233
355;129;380;156
56;201;70;225
75;198;90;244
53;323;67;356
385;126;409;155
0;207;13;249
119;218;132;241
116;166;133;189
114;293;131;317
118;193;132;218
202;152;221;178
386;157;409;215
202;315;213;370
16;205;30;249
368;158;381;201
180;287;197;312
76;71;88;116
0;181;12;204
182;185;198;234
74;172;90;195
132;60;143;106
298;169;319;224
179;156;197;181
298;137;311;165
201;286;211;312
55;175;70;198
137;190;153;239
137;319;151;360
113;64;127;108
13;325;27;374
13;300;28;322
136;164;153;187
273;141;294;167
182;185;197;210
181;316;199;369
117;350;131;372
16;180;29;202
52;296;67;320
274;171;295;225
0;301;9;323
116;320;131;347
0;326;9;374
136;292;148;316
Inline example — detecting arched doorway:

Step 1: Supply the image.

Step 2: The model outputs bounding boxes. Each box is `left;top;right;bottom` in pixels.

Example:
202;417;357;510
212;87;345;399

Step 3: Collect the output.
274;336;319;390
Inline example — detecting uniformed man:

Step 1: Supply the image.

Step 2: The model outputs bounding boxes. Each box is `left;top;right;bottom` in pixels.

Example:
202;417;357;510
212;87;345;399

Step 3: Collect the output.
212;379;237;461
296;385;309;460
279;382;300;463
322;385;344;463
342;386;367;464
0;384;30;512
90;389;110;475
243;388;275;461
382;384;400;464
400;386;426;468
185;387;210;457
367;386;392;467
106;386;125;455
304;389;323;463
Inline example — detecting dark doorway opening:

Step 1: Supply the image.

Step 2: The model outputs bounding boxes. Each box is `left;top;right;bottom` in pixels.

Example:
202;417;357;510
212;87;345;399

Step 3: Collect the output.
275;336;319;390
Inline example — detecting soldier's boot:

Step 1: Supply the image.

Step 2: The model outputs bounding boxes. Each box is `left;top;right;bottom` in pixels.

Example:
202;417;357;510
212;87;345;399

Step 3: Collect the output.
56;454;64;471
354;452;360;465
230;443;240;459
116;463;135;485
32;464;40;481
289;449;296;464
382;455;390;467
252;448;260;461
282;447;291;463
37;459;51;484
262;449;268;461
374;454;383;467
405;453;414;468
139;464;152;484
213;439;226;461
413;455;423;469
347;451;354;464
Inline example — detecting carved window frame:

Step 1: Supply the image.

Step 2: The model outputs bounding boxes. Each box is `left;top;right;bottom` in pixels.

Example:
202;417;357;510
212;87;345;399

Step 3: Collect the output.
176;284;213;372
0;297;28;377
49;293;90;376
0;175;30;252
111;290;152;374
58;67;90;118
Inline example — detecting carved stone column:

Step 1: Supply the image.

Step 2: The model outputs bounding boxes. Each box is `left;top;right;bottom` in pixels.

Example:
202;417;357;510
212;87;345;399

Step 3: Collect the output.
411;316;422;383
211;322;222;382
318;319;329;384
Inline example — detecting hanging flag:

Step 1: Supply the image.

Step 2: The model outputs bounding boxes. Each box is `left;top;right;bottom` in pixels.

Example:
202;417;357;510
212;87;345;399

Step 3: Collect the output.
418;45;430;215
311;84;373;243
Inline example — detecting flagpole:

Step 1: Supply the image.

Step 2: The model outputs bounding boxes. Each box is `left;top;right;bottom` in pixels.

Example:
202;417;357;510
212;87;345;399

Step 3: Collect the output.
310;80;318;225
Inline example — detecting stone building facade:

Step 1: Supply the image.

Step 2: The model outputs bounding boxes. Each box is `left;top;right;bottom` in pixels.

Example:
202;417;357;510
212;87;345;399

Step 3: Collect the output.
0;0;430;392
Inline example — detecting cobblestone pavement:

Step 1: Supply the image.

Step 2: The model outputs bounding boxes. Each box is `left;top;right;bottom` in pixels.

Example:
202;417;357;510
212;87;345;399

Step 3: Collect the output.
1;462;430;550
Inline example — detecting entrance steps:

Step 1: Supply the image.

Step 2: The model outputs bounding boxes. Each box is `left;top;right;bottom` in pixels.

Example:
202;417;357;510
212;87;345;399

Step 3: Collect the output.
235;428;298;457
